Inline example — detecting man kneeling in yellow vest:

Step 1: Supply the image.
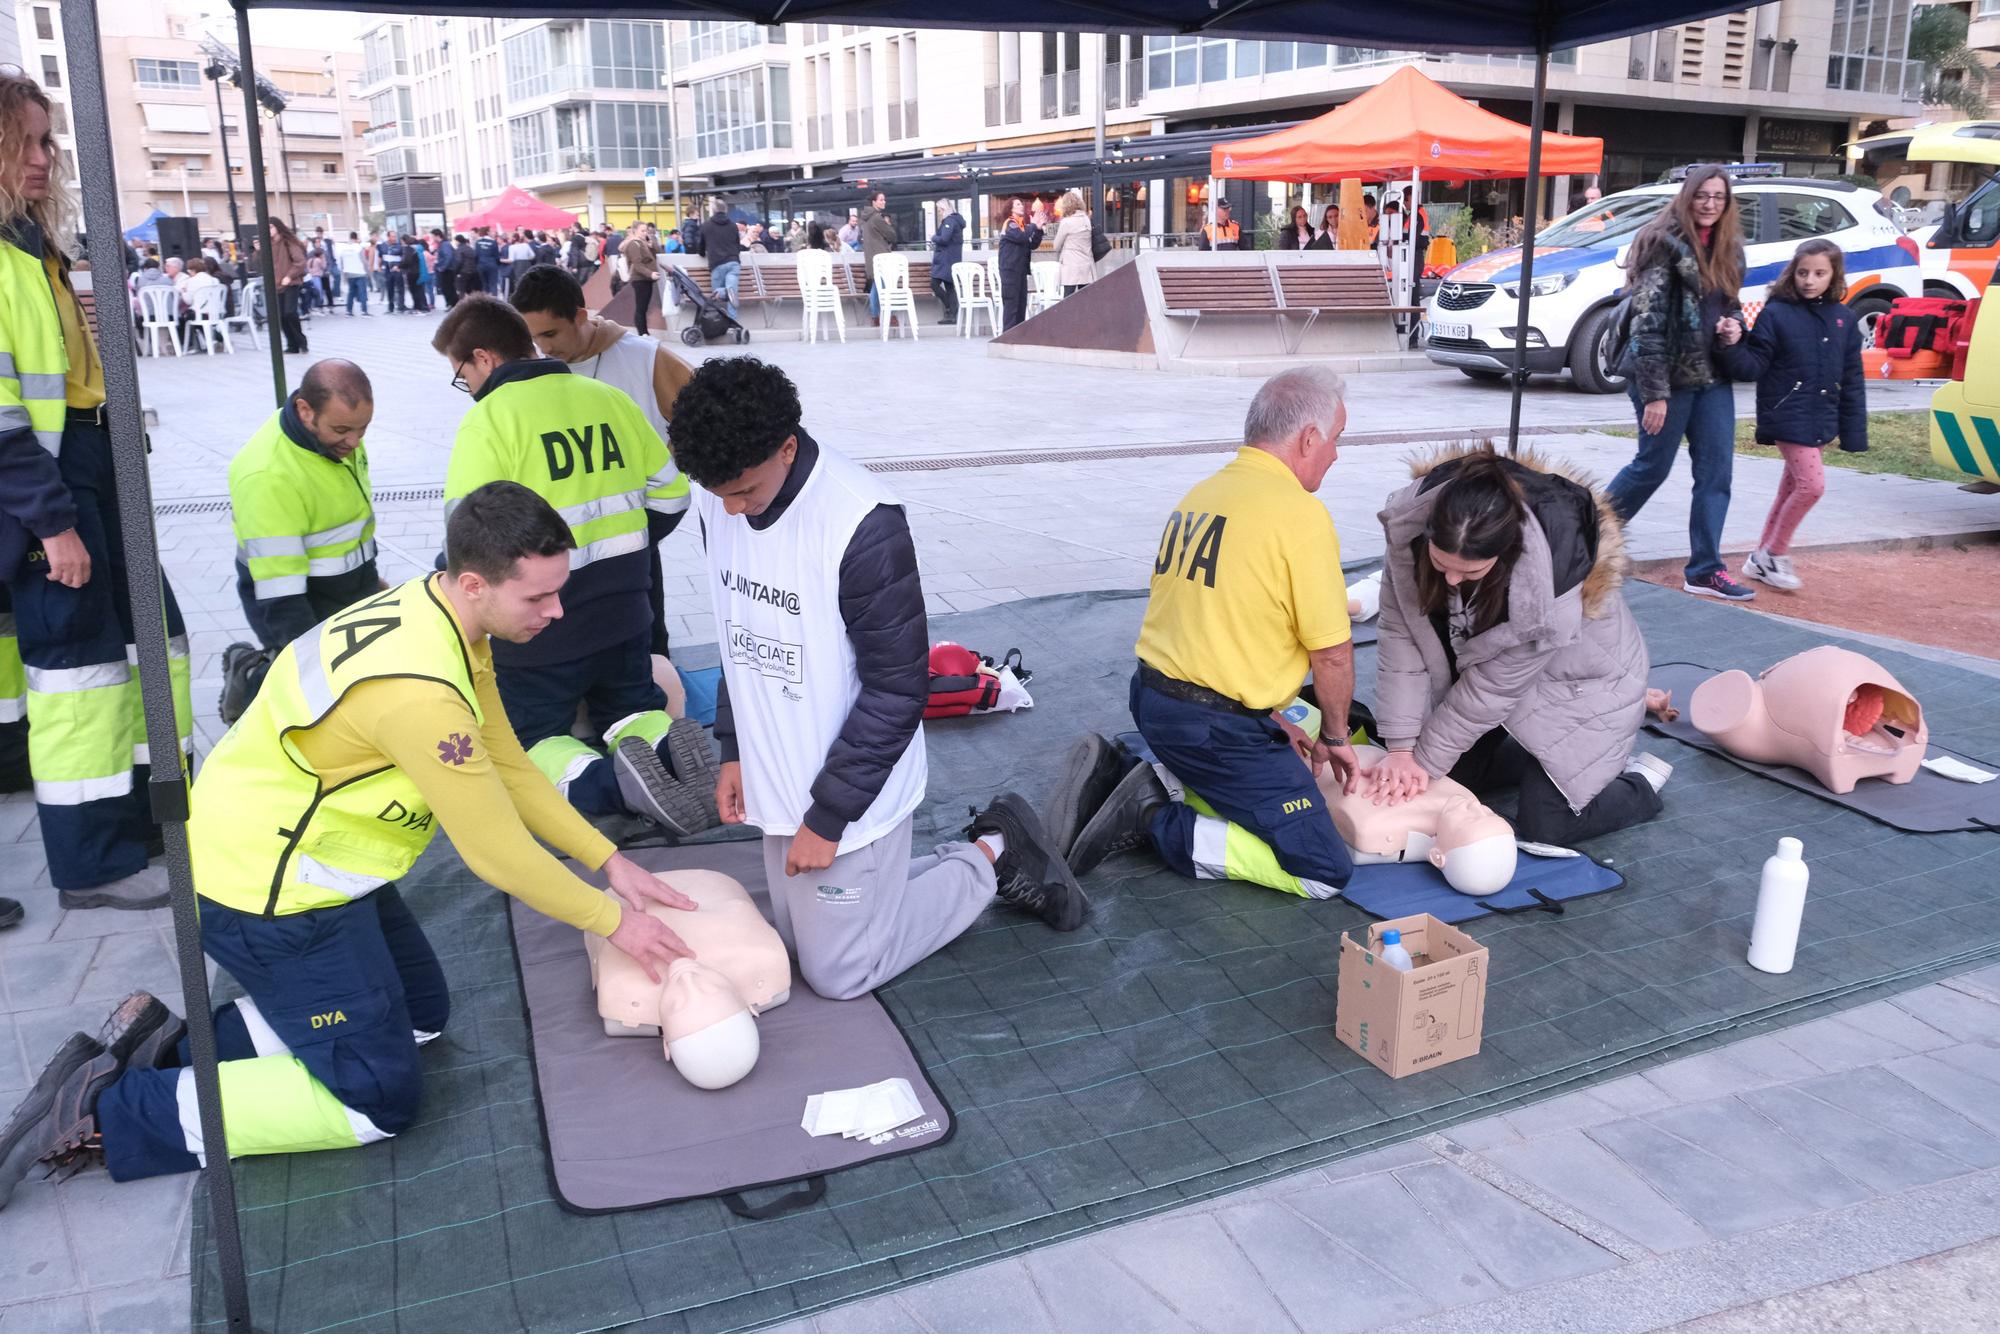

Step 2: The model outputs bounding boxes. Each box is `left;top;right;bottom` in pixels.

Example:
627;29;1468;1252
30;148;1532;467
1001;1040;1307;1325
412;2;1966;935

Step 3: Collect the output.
0;482;696;1203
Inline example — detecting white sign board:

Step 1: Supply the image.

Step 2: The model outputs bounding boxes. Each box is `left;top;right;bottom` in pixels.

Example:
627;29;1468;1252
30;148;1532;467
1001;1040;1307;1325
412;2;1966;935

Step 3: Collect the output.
644;167;660;205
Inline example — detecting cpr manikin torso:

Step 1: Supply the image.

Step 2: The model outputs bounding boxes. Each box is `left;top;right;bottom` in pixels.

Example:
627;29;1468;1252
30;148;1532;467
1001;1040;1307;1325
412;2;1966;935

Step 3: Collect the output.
1690;647;1926;795
1326;745;1518;895
584;869;792;1089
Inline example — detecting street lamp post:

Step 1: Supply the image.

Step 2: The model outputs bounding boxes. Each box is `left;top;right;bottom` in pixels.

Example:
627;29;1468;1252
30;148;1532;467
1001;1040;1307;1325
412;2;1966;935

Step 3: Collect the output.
272;110;297;229
206;63;244;242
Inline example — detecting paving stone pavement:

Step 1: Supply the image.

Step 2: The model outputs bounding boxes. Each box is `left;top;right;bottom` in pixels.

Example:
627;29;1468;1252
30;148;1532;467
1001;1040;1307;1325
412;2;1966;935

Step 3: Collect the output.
0;308;1994;1333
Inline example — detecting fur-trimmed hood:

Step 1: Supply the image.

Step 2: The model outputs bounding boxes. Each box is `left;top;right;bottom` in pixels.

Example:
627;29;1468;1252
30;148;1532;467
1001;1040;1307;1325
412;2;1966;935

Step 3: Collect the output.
1396;442;1629;619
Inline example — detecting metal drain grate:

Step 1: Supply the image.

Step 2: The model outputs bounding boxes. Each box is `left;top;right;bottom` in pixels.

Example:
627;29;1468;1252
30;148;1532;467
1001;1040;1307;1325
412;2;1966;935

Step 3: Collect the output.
863;440;1238;473
156;485;445;516
153;497;233;516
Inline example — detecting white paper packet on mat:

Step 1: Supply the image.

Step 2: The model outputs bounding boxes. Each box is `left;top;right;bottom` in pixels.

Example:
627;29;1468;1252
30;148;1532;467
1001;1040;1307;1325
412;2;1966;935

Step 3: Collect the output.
1921;755;1998;784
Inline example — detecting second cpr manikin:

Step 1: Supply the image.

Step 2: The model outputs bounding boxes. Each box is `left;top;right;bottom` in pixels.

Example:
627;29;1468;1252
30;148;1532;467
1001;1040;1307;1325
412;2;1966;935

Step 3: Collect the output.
585;870;792;1090
1691;647;1926;794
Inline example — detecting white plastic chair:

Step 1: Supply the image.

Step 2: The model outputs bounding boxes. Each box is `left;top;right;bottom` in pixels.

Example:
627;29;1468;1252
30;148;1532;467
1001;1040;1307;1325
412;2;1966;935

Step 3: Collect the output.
225;280;262;351
872;253;920;340
184;283;233;354
138;285;183;357
798;251;845;344
953;262;1000;338
1027;261;1063;318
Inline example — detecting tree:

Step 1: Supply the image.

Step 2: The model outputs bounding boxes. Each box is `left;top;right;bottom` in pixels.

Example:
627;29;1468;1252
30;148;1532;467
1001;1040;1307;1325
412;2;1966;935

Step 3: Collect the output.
1910;4;1991;119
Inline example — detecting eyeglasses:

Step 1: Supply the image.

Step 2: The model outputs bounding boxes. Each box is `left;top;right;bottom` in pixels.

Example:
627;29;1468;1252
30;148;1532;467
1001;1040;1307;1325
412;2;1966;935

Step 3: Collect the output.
1692;191;1728;203
451;361;471;394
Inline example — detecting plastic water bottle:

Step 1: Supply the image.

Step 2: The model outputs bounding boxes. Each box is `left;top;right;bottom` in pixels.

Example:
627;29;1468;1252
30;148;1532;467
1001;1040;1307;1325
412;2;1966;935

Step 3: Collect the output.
1379;928;1414;972
1747;837;1810;974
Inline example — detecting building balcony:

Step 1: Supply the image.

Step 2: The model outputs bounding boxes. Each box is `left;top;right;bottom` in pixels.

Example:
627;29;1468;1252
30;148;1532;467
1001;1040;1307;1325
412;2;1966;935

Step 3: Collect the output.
1104;59;1144;110
146;169;221;187
984;81;1022;127
806;112;833;153
885;98;918;141
845;107;875;148
1039;69;1081;119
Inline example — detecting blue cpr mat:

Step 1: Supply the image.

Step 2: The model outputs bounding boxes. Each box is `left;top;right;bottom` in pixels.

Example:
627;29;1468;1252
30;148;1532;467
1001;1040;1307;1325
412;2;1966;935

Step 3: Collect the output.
1340;850;1626;923
1112;730;1626;923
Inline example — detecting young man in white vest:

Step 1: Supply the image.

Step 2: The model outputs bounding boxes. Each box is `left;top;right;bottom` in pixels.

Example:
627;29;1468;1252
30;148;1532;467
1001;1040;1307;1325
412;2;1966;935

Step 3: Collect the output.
670;358;1088;1000
510;266;693;672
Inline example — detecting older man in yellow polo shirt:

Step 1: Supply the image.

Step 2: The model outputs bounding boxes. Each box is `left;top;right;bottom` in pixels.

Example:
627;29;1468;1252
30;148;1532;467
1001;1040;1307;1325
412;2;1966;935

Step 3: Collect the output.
1069;367;1360;899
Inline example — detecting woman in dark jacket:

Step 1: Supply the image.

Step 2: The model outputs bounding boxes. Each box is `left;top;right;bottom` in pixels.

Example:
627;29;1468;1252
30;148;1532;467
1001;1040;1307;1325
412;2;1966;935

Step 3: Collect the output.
1274;204;1319;251
266;217;309;353
1717;238;1868;591
996;197;1045;330
1604;165;1752;602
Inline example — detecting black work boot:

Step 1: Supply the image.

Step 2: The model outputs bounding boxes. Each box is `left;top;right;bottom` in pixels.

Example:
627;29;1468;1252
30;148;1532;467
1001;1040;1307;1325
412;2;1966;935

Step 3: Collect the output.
663;721;721;797
1040;734;1136;860
613;735;716;838
0;1034;121;1210
967;793;1089;931
218;642;270;725
1068;762;1169;876
97;991;185;1070
0;898;21;931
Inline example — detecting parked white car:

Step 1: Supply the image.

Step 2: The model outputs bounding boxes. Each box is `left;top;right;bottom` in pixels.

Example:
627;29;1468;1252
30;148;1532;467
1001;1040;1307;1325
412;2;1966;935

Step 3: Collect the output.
1424;172;1922;393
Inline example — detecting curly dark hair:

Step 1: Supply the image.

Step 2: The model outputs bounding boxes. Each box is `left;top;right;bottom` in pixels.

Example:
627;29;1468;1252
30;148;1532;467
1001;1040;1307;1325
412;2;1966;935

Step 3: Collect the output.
667;357;803;488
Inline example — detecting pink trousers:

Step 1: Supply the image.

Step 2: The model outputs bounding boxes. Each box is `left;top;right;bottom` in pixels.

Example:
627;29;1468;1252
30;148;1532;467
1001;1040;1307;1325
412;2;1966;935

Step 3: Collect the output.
1758;443;1825;557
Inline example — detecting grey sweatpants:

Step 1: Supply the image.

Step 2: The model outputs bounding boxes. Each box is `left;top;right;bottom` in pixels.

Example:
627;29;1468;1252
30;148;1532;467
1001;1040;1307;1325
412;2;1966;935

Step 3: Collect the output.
761;814;996;1001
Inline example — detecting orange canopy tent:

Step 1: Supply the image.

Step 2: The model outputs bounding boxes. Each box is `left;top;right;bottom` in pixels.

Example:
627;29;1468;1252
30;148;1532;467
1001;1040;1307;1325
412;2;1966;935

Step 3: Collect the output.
454;184;582;233
1209;65;1602;183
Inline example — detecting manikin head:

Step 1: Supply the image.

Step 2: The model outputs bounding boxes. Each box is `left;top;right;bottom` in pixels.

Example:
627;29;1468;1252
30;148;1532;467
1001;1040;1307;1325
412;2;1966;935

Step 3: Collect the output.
659;958;760;1089
1426;791;1518;896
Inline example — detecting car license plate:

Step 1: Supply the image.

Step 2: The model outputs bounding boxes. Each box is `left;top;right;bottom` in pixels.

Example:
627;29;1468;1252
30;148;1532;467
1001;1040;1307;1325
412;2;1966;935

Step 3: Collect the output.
1431;321;1471;340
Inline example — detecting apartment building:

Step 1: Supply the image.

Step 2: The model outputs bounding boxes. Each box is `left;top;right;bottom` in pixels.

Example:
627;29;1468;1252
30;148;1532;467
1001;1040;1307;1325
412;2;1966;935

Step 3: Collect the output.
357;15;678;233
354;3;1919;239
16;0;373;239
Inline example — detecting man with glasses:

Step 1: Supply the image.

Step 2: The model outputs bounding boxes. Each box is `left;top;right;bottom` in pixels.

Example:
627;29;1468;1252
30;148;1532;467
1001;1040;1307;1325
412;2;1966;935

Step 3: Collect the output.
431;296;716;836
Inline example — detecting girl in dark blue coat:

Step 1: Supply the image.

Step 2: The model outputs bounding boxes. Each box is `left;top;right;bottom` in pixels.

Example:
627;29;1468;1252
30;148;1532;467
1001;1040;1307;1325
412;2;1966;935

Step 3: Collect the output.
1717;239;1868;591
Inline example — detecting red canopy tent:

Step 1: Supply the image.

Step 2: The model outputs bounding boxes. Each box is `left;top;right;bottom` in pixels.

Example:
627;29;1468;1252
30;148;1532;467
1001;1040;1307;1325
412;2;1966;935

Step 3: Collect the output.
454;184;582;233
1209;64;1603;183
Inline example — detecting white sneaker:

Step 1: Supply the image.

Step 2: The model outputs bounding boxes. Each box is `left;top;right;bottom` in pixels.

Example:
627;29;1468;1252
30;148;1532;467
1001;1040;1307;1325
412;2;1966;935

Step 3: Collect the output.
1624;752;1673;794
1743;549;1802;591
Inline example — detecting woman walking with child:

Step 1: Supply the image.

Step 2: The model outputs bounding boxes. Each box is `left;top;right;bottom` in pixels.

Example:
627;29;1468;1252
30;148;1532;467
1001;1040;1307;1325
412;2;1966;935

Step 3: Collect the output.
1716;239;1868;591
1605;165;1754;602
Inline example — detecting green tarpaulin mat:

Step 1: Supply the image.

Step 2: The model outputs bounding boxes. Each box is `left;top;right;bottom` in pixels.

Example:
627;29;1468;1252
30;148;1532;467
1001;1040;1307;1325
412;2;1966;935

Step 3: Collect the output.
194;582;2000;1333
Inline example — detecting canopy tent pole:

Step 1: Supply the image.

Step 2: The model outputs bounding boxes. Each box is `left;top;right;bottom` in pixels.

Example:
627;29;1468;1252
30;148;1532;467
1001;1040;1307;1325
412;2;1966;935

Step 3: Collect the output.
1505;42;1552;454
235;1;287;408
59;3;255;1330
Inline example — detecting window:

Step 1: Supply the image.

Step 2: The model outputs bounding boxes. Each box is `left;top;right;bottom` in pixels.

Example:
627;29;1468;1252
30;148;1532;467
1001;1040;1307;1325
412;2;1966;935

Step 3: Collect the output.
48;102;67;135
1146;35;1199;89
33;7;53;41
1537;193;1668;249
509;112;551;176
363;25;410;86
589;20;665;90
41;55;61;89
1774;193;1854;241
281;110;342;137
322;162;340;175
685;69;788;159
1824;0;1915;99
140;103;213;134
675;21;768;66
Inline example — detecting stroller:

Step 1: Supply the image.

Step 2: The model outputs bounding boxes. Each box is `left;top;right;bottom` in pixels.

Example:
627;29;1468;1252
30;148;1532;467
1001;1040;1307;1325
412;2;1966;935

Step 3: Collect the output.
665;266;750;346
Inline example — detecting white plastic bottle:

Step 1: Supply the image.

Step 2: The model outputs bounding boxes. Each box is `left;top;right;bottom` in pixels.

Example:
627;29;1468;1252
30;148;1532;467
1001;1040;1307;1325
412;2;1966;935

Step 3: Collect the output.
1379;928;1415;972
1747;837;1810;974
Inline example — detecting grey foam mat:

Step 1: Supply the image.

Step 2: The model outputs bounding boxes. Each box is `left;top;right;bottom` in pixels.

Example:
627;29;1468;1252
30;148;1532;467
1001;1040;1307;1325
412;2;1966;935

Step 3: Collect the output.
195;582;2000;1334
508;839;954;1214
1647;660;2000;834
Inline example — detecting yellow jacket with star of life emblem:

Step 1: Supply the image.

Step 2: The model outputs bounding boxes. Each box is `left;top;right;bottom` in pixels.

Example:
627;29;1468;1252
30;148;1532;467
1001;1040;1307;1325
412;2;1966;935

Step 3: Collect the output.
189;575;621;933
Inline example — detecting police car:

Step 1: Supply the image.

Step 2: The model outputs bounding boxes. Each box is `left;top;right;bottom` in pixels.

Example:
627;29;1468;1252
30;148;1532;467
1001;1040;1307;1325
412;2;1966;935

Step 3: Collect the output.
1424;167;1923;393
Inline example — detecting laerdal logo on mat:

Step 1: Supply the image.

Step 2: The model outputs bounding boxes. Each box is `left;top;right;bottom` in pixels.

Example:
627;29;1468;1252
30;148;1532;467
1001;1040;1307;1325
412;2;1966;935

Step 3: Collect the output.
727;621;803;683
717;568;801;614
867;1118;942;1146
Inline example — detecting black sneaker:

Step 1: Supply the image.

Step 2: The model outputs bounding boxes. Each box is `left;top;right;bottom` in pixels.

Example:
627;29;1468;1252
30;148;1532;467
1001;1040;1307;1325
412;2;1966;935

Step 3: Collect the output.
96;991;184;1070
1040;734;1136;859
0;898;20;931
1682;570;1757;602
613;735;716;838
663;721;721;795
1069;762;1169;876
967;793;1089;931
218;642;270;724
0;1034;121;1210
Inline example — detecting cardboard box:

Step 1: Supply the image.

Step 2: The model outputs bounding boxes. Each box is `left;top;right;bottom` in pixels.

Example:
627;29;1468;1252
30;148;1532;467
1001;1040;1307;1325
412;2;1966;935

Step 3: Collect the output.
1334;914;1488;1078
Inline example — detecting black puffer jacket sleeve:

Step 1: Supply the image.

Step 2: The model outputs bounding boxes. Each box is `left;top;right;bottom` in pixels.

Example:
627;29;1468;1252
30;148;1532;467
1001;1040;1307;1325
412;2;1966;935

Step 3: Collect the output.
801;504;929;841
